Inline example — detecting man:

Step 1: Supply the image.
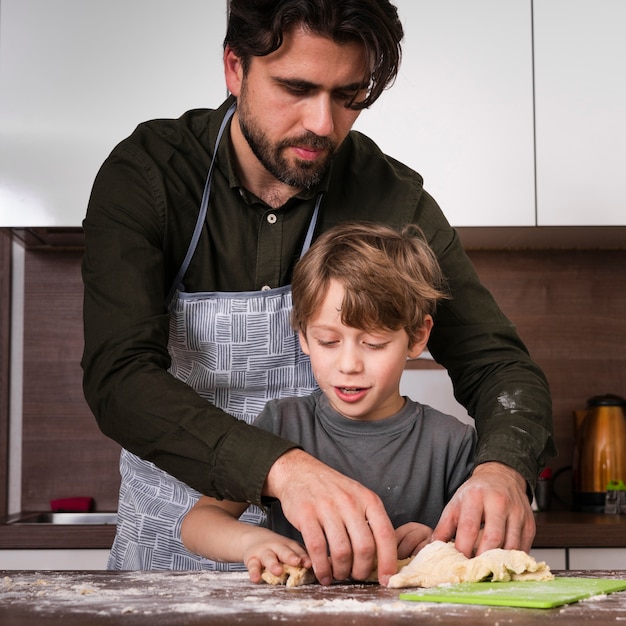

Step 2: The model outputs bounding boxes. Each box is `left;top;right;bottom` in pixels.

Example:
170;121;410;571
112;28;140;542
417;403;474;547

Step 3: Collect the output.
82;0;554;586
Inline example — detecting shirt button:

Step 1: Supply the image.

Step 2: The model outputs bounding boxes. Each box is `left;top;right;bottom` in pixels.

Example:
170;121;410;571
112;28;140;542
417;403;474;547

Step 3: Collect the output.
261;285;272;291
266;213;277;224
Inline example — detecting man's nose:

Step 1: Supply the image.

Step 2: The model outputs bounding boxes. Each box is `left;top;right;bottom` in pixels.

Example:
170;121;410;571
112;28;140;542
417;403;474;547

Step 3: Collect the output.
303;94;335;137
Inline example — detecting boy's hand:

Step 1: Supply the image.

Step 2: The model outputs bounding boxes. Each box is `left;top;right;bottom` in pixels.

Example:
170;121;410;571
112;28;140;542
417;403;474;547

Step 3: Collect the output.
395;522;433;559
243;535;311;584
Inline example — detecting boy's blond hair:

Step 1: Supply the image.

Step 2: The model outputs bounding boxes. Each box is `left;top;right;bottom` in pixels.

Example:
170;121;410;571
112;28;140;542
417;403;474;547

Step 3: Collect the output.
291;222;448;345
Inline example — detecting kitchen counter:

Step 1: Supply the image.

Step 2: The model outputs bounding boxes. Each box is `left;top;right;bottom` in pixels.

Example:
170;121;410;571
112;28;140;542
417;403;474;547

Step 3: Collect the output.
2;569;626;625
533;512;626;548
0;519;116;550
2;511;625;550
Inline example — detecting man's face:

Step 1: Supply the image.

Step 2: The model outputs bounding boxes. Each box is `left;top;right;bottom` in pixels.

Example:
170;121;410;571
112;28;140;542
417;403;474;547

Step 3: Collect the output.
225;26;369;192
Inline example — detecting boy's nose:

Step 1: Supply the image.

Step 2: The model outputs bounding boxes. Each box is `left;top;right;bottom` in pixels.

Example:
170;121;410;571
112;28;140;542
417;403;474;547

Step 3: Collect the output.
337;345;363;374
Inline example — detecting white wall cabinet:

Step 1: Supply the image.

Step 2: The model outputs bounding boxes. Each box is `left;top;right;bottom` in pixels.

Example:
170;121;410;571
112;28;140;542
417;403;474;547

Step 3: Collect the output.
400;367;472;426
534;0;626;226
0;0;227;227
530;549;567;571
355;0;536;227
2;547;619;573
530;549;626;571
2;1;623;228
569;548;626;571
0;550;110;570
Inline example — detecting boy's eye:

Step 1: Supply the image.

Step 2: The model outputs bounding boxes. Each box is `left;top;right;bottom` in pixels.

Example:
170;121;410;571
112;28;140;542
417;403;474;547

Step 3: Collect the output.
365;342;388;350
317;339;339;347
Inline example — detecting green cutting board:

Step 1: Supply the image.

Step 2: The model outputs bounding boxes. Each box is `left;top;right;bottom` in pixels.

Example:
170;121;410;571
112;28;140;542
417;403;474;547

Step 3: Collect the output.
399;577;626;609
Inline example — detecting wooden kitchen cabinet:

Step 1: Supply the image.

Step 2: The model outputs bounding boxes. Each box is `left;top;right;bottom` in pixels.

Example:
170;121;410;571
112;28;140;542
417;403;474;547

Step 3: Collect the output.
534;0;626;226
0;0;227;227
354;0;536;227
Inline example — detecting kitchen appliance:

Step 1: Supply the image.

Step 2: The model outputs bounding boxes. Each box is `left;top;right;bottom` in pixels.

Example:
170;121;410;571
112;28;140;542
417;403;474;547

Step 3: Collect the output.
572;394;626;512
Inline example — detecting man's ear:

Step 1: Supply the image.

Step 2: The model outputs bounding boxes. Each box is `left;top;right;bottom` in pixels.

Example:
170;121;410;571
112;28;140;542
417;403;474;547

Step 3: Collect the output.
223;45;244;96
298;330;311;356
407;315;434;359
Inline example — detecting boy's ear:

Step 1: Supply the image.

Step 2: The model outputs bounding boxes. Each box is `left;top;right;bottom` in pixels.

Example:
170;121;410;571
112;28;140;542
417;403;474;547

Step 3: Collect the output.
298;330;311;355
407;315;434;359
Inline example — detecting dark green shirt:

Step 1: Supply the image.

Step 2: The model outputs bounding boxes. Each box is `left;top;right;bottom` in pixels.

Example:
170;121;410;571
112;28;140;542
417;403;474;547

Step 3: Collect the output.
82;96;555;505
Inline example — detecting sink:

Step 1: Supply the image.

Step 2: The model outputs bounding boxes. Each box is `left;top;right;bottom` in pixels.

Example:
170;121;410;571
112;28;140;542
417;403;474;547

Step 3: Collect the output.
3;512;117;525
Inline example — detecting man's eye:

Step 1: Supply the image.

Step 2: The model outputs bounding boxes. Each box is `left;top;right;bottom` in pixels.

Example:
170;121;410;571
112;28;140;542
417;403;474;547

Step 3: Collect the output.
284;84;310;95
334;91;356;103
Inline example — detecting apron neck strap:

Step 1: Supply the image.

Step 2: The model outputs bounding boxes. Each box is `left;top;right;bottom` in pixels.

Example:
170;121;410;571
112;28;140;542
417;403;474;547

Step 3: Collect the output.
166;102;324;306
166;103;236;307
300;192;323;259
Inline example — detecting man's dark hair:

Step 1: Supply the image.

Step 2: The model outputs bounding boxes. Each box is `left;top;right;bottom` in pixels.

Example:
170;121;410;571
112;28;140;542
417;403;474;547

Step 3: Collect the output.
224;0;403;109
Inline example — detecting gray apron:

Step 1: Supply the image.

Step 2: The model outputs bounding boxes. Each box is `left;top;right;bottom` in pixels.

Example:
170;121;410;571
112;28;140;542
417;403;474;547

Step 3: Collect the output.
108;104;320;570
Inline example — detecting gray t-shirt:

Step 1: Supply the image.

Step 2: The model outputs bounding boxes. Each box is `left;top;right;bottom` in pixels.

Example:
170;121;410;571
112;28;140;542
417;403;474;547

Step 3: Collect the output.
253;390;476;543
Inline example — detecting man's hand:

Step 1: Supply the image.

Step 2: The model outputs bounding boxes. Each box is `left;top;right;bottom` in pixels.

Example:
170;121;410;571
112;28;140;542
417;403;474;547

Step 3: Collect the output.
432;462;535;558
263;449;398;586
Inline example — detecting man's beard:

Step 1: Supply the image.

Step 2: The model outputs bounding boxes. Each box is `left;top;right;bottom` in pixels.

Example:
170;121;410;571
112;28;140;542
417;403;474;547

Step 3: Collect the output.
237;93;337;189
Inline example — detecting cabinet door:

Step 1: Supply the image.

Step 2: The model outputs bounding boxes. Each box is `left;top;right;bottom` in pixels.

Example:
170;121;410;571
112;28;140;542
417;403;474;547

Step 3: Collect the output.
0;549;110;570
535;0;626;226
529;549;567;571
0;0;227;227
354;0;535;227
569;548;626;570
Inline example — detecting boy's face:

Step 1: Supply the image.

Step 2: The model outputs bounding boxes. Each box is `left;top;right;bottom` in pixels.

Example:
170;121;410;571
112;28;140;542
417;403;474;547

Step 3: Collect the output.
299;279;432;421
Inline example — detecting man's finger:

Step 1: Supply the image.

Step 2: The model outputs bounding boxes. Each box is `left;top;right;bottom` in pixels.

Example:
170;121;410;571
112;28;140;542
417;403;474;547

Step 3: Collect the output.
299;516;334;586
366;508;398;586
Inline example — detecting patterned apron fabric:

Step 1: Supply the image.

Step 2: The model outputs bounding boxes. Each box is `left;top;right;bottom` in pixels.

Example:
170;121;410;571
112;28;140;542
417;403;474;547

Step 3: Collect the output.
108;104;320;570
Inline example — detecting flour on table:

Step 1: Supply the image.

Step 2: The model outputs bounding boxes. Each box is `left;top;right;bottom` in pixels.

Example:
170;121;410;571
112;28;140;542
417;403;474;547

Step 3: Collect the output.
387;540;554;588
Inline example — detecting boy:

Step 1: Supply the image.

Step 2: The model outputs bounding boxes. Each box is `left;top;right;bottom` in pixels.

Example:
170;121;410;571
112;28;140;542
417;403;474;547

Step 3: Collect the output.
181;222;476;584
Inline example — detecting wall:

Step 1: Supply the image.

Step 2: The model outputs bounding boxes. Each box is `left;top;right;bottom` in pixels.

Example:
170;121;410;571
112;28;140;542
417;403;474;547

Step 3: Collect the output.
20;246;120;512
0;0;228;227
470;249;626;507
8;242;626;512
0;231;11;517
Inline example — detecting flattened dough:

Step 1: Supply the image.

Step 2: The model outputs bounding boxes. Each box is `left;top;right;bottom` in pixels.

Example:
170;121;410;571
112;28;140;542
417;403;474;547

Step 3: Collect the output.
387;540;554;588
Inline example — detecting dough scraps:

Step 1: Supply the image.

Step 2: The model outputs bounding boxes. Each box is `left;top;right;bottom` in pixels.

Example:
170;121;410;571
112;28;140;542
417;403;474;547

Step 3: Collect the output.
261;564;317;588
387;540;554;588
261;558;413;587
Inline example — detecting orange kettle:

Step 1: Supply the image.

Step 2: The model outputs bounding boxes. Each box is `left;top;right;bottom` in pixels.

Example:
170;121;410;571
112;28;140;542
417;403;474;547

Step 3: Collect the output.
572;394;626;512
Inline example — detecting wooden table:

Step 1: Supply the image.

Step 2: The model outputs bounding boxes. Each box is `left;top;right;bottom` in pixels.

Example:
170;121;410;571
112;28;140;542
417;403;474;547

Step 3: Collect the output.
2;569;626;625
